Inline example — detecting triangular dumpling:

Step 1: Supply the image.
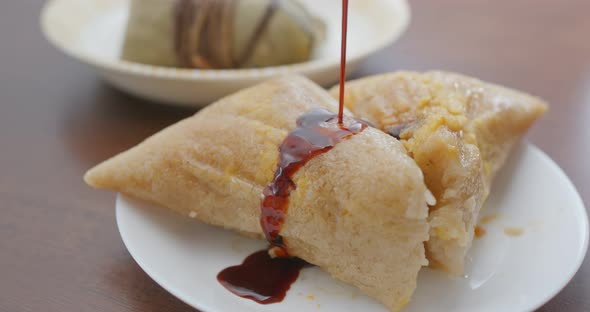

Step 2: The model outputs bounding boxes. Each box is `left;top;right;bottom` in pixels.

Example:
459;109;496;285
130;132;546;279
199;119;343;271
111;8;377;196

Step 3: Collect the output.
85;76;431;311
331;71;547;274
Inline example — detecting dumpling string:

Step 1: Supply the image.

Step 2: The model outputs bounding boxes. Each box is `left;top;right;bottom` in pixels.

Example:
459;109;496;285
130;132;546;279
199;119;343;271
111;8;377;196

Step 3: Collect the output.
174;0;280;69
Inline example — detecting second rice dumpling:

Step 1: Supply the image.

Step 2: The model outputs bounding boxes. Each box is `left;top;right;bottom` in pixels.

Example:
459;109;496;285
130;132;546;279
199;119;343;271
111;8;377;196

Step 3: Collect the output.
121;0;325;69
330;71;548;275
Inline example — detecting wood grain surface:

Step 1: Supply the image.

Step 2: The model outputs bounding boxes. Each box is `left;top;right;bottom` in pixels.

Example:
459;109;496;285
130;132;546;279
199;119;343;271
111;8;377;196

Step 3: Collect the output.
0;0;588;311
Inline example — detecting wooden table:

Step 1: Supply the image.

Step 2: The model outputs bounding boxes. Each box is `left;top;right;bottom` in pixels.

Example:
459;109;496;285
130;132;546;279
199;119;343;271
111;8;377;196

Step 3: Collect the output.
1;0;588;311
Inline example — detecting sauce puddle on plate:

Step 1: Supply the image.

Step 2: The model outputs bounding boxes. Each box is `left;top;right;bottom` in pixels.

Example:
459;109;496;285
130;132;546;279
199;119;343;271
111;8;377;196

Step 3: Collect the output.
217;250;308;304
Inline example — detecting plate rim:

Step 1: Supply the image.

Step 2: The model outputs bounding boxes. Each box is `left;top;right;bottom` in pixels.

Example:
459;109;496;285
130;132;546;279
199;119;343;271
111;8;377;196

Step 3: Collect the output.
40;0;411;81
116;195;216;312
115;142;589;312
524;144;589;311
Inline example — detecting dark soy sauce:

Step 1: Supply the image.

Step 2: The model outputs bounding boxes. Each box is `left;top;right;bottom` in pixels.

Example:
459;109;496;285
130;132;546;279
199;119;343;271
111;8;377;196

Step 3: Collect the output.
217;250;307;304
261;108;367;257
217;109;367;304
338;0;349;125
217;0;355;304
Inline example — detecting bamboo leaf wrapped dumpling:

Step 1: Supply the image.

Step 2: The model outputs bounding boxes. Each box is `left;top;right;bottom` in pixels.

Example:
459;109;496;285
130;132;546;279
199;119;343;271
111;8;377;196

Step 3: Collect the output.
121;0;325;69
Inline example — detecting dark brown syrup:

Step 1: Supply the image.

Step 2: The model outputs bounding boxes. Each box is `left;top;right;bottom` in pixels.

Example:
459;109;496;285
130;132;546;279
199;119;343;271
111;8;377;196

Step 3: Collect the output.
261;108;367;257
217;250;307;304
217;0;355;304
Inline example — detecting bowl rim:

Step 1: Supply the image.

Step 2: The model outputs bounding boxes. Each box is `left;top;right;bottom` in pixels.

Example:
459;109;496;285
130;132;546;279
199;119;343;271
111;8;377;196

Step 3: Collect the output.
40;0;411;81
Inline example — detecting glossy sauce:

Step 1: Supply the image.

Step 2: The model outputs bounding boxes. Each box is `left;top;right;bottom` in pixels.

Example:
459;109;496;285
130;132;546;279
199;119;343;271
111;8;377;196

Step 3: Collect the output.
217;250;307;304
337;0;349;125
217;1;356;304
261;108;368;257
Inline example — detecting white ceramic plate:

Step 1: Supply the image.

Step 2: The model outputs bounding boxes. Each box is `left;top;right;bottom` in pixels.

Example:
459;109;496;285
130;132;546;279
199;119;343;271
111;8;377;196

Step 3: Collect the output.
116;142;588;312
41;0;410;106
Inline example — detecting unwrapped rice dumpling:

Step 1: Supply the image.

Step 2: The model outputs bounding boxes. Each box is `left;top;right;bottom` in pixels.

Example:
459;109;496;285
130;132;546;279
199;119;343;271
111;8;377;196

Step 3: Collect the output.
331;71;548;275
85;75;433;311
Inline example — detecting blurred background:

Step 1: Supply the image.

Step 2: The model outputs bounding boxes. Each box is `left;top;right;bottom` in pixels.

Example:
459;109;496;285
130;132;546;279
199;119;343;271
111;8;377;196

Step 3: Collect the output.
0;0;589;311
